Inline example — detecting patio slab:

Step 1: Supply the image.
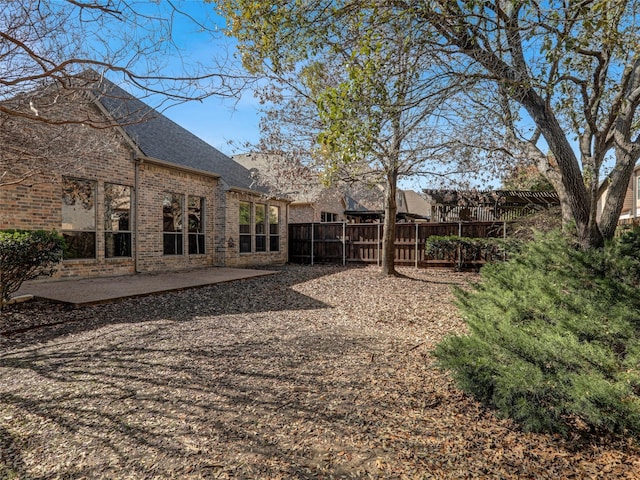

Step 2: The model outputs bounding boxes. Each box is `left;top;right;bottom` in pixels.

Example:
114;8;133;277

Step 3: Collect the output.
16;267;278;307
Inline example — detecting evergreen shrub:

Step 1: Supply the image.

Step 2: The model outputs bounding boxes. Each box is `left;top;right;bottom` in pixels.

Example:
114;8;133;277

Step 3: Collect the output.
425;236;521;270
435;230;640;438
0;230;65;309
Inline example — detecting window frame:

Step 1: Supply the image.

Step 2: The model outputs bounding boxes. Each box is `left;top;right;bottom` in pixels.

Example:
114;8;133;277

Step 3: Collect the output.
62;177;97;260
255;203;267;252
188;195;206;255
239;201;282;254
321;211;338;222
163;192;184;255
269;205;280;252
104;183;132;258
239;201;252;253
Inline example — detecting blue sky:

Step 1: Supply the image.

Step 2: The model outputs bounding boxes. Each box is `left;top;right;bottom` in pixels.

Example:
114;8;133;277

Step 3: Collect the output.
114;1;262;156
107;1;496;190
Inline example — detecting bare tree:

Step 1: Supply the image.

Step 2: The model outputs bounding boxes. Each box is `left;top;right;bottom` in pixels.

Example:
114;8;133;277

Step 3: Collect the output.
1;1;244;186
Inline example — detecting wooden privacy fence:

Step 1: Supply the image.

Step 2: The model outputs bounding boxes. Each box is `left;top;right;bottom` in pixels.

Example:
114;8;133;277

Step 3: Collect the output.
288;221;507;268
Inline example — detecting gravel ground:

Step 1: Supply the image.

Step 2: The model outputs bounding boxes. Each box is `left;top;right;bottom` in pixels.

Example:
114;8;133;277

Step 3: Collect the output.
0;264;639;479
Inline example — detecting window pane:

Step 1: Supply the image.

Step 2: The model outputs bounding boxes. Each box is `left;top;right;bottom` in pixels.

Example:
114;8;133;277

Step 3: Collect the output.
255;234;266;252
163;193;183;233
62;178;96;230
270;235;279;252
269;206;279;235
239;201;251;253
189;234;205;255
164;233;183;255
255;204;266;235
105;232;132;258
104;184;131;231
62;178;96;259
104;184;132;258
239;201;251;226
188;196;204;233
64;231;96;259
239;235;251;253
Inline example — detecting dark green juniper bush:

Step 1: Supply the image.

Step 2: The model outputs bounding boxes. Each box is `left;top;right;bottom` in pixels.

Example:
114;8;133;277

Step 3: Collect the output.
436;230;640;438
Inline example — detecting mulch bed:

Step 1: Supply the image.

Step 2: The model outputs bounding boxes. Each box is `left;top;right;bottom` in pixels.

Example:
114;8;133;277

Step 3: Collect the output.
1;264;639;479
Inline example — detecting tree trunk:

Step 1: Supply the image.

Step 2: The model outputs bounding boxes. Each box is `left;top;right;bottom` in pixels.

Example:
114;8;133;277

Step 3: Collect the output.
598;148;639;240
381;169;398;276
520;94;605;249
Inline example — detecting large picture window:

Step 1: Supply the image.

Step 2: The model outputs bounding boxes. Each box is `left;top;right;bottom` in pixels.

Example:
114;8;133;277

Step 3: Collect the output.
239;201;251;253
188;196;205;255
62;177;96;259
255;203;267;252
269;206;280;252
104;184;132;258
238;201;281;254
163;192;183;255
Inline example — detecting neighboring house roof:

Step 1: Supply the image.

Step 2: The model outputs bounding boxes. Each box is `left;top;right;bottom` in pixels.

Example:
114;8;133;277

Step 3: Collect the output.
398;190;431;218
96;78;261;192
423;189;559;207
494;190;559;206
344;194;369;211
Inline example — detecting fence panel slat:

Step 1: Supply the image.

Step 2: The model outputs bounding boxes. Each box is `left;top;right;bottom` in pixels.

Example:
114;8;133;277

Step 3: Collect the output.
288;221;508;267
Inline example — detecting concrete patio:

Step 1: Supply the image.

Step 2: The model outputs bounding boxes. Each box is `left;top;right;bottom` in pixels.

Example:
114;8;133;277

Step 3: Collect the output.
16;267;278;307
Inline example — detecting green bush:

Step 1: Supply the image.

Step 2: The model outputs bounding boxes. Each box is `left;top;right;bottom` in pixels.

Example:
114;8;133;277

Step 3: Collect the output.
0;230;65;309
425;236;521;270
435;230;640;438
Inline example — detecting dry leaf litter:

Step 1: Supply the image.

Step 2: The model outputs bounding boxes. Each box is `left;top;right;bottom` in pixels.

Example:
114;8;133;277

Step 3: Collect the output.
1;265;639;479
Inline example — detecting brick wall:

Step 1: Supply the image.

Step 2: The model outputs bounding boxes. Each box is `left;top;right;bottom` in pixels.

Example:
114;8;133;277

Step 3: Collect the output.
223;190;288;267
1;89;290;279
135;161;218;273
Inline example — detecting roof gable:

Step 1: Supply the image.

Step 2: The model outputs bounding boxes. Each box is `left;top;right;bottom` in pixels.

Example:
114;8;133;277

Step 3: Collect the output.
96;78;259;191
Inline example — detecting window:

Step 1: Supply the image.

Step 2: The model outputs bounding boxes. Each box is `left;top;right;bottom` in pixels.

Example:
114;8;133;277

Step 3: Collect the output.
321;211;338;222
163;192;183;255
239;201;251;253
255;203;267;252
239;201;280;253
188;196;205;254
62;177;96;259
104;184;132;258
269;206;280;252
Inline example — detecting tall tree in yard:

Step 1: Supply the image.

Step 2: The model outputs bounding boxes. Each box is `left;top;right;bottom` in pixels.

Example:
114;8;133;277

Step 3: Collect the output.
416;0;640;249
0;1;242;187
216;1;470;275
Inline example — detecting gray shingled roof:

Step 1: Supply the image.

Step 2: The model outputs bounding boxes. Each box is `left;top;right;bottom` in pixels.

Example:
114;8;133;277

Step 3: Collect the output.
96;78;259;191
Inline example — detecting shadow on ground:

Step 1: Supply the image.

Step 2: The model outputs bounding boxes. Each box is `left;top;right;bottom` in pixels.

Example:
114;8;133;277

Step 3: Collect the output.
0;264;360;345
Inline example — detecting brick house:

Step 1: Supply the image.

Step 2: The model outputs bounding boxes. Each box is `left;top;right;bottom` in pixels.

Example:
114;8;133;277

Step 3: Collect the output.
0;78;288;278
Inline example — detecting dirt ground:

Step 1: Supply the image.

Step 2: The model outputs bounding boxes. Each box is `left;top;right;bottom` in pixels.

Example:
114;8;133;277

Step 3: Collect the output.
1;265;639;479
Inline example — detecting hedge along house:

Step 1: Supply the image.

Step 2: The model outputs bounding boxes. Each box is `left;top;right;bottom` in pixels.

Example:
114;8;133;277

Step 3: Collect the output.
0;75;288;278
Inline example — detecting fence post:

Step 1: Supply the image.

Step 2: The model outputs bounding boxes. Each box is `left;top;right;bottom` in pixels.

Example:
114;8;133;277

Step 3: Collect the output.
342;221;346;266
503;221;507;239
311;222;314;266
377;223;381;266
415;222;419;269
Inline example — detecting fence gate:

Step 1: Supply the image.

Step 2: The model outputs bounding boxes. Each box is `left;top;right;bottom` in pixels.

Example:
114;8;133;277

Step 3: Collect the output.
288;221;507;268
